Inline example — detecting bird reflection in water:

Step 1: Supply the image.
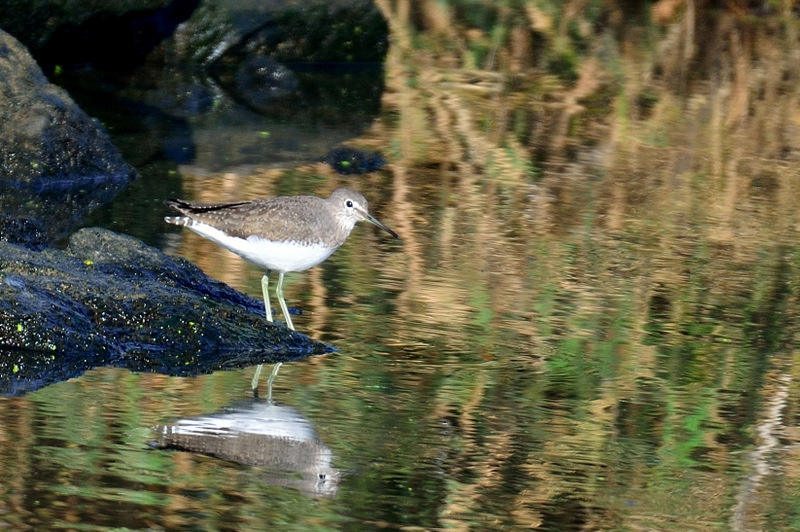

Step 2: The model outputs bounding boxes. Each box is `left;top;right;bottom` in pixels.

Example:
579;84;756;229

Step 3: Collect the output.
155;399;339;497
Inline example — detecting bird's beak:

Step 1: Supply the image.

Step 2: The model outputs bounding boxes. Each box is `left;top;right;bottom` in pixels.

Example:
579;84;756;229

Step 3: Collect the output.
360;209;399;239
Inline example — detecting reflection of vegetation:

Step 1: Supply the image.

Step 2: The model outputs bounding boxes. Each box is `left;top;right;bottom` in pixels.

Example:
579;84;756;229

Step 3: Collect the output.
3;1;800;530
365;0;800;529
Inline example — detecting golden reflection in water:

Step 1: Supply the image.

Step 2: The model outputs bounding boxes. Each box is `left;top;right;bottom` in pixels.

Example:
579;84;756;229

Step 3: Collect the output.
159;4;800;525
6;1;800;530
375;1;800;529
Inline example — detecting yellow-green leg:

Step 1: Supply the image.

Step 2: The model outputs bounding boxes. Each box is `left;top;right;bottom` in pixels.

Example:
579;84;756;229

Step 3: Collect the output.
275;271;294;330
252;272;294;402
251;273;272;393
261;273;273;322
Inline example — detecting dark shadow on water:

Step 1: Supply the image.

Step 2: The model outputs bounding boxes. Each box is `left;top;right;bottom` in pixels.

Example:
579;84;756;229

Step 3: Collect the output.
55;62;386;168
0;344;326;398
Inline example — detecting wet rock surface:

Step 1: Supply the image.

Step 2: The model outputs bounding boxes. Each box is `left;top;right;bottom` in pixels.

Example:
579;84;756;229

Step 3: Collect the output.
0;29;137;247
0;228;332;396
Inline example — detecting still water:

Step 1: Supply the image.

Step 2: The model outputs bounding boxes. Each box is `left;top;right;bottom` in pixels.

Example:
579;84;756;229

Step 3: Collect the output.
3;2;800;530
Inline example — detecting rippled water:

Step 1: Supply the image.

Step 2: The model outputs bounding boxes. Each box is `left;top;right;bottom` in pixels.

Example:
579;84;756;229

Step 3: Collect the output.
3;2;800;530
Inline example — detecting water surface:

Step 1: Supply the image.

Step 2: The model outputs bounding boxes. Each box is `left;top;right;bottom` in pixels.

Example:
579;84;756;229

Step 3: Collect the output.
3;2;800;530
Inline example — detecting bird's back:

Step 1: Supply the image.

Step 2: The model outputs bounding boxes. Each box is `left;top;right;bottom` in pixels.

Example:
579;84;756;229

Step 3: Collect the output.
166;195;348;247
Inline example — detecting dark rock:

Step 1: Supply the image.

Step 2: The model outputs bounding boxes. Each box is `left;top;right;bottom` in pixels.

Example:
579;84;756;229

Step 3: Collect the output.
0;0;172;51
0;227;333;396
213;2;389;66
202;2;388;118
195;1;388;122
12;2;389;173
0;30;137;247
0;216;48;251
231;55;299;106
320;145;386;175
174;1;388;67
143;82;216;119
25;0;201;71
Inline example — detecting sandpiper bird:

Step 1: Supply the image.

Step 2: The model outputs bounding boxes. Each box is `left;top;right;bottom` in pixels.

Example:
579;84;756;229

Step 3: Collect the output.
165;187;399;394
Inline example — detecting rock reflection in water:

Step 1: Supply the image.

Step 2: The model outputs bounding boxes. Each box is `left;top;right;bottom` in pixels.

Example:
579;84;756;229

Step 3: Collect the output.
155;399;339;497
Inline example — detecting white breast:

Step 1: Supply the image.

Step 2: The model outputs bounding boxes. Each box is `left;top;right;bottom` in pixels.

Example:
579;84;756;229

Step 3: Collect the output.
185;222;336;273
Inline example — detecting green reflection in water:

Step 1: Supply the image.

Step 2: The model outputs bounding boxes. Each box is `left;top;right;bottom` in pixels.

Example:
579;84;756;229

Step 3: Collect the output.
2;0;800;530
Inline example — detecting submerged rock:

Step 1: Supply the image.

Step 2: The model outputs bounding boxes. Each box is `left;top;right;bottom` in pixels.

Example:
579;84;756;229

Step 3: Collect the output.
0;30;137;247
0;228;333;396
320;145;386;175
232;55;299;106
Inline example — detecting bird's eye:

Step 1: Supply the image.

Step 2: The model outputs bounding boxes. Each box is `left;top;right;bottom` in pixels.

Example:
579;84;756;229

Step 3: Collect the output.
346;200;354;208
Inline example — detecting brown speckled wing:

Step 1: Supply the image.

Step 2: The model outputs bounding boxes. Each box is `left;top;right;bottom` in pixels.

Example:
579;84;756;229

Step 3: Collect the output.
167;196;344;245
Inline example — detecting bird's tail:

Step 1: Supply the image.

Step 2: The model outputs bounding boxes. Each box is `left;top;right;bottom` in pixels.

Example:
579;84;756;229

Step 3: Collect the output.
164;215;193;227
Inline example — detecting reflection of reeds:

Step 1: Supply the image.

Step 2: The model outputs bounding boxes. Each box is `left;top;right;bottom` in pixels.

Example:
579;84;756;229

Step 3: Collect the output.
19;2;797;528
371;1;800;529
